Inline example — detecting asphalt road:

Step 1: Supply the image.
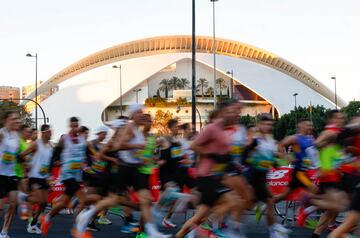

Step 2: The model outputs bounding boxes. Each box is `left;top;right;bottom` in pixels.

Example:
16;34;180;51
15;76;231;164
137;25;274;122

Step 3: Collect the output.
4;212;328;238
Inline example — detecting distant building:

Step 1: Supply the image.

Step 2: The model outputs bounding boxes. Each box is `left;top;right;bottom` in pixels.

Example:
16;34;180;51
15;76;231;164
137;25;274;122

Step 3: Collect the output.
0;86;20;104
22;82;58;112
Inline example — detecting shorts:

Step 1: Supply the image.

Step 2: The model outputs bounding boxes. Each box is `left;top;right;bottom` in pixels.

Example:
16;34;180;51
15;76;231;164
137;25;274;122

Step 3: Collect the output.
340;173;360;194
0;175;19;198
290;170;314;189
83;172;102;188
318;182;340;194
225;163;242;176
247;169;272;203
28;177;50;191
62;178;81;197
117;165;149;193
160;167;196;191
349;187;360;212
197;176;230;207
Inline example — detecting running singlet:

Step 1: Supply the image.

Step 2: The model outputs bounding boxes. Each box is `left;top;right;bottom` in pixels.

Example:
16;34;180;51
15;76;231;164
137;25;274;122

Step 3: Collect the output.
0;128;20;177
160;138;184;171
137;135;158;174
294;134;318;171
121;124;145;165
86;143;107;175
246;136;277;172
179;138;195;168
29;139;53;179
229;125;247;164
60;135;86;182
15;137;28;178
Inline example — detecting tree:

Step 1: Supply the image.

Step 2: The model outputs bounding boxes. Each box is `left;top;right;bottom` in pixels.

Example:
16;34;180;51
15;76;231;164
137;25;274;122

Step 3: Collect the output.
156;89;160;97
196;78;209;97
341;101;360;119
152;110;174;135
216;78;227;97
206;87;214;97
169;76;182;91
158;79;170;98
0;101;32;127
179;78;190;89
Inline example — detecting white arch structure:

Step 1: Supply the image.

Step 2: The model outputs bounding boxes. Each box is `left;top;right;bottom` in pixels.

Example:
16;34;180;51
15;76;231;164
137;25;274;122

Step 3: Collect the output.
25;35;345;138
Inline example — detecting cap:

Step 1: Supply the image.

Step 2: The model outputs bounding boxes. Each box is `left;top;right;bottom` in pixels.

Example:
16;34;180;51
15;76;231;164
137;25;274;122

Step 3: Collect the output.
111;118;128;129
128;104;144;118
95;125;109;134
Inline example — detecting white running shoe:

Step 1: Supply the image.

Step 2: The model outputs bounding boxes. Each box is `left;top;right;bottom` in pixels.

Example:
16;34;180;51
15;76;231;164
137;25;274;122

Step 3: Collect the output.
76;209;91;235
162;218;177;228
27;224;42;234
0;233;10;238
272;223;291;235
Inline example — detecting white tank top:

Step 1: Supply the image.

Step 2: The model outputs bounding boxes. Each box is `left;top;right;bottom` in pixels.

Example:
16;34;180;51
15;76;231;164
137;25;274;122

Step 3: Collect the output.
29;139;53;179
0;128;20;177
121;124;145;165
60;135;86;181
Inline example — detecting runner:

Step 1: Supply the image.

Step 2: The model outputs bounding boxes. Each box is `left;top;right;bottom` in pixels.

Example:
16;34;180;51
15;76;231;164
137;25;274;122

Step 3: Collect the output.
40;117;100;236
76;105;171;238
19;124;53;234
243;114;291;238
0;111;21;238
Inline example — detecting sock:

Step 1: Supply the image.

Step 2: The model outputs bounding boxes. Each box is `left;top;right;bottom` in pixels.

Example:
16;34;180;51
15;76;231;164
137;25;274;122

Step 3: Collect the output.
304;206;317;215
145;223;158;235
0;230;7;236
310;234;320;238
260;203;267;213
86;206;97;219
18;191;27;203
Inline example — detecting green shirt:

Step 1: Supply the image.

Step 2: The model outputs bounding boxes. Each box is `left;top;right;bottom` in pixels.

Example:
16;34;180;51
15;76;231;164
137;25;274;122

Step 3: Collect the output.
15;138;28;178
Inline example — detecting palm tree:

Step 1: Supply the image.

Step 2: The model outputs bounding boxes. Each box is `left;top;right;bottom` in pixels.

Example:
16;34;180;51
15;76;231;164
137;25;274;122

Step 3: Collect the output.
216;78;227;97
159;79;170;98
206;86;214;97
196;78;209;97
179;78;190;89
169;76;182;91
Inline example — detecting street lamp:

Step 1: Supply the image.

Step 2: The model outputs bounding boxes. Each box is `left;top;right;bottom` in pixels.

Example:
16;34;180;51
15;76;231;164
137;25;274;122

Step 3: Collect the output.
293;93;298;128
133;88;142;104
211;0;218;109
26;53;38;129
226;70;234;99
191;0;197;135
112;65;123;116
331;76;337;109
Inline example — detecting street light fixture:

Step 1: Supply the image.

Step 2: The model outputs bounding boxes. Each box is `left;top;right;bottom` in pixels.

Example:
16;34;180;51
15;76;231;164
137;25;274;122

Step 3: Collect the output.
26;53;38;129
133;88;142;104
226;70;234;99
211;0;218;109
112;65;123;116
191;0;196;135
331;76;337;109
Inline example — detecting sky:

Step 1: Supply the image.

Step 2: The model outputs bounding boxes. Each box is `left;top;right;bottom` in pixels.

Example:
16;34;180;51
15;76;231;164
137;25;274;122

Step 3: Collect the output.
1;0;359;102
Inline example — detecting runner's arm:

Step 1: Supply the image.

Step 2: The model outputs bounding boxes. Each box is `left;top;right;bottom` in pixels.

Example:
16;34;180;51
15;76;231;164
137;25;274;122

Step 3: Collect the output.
117;125;144;150
19;141;37;160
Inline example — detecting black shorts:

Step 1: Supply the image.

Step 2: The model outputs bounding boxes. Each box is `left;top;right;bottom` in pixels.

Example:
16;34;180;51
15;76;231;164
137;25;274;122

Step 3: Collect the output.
340;173;360;194
318;182;340;194
247;169;272;203
160;167;196;191
62;178;81;197
225;163;242;176
83;172;103;188
349;187;360;212
28;178;50;191
117;165;149;193
289;170;313;190
0;175;19;198
197;176;230;207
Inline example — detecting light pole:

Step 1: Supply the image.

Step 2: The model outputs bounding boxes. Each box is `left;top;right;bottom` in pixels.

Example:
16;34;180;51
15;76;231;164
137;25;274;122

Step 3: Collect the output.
26;53;38;129
293;93;298;128
133;88;142;103
191;0;196;134
211;0;218;109
226;70;234;99
331;76;337;109
112;65;123;116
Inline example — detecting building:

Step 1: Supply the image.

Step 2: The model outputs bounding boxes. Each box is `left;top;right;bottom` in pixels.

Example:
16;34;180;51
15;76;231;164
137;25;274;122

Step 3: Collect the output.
0;86;20;104
22;82;58;112
23;36;346;138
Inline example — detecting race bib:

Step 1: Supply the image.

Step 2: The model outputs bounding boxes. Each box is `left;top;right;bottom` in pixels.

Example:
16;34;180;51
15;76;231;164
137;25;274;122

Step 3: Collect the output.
69;160;83;171
258;160;274;169
39;165;50;176
171;146;182;159
231;144;244;156
2;151;16;164
92;161;106;172
213;163;227;173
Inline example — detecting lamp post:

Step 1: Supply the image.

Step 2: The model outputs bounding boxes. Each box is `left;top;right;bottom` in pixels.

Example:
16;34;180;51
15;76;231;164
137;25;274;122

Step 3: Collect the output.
133;88;142;103
26;53;38;129
112;65;123;116
191;0;196;134
293;93;298;128
226;70;234;99
331;76;337;109
211;0;218;109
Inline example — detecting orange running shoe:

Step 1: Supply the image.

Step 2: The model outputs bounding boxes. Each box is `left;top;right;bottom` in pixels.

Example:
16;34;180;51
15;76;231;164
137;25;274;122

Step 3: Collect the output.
40;214;51;236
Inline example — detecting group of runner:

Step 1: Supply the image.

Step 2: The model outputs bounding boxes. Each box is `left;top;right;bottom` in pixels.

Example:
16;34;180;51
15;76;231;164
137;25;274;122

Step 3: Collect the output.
0;100;359;238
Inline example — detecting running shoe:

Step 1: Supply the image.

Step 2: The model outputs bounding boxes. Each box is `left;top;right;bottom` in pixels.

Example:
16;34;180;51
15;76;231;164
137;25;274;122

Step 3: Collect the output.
40;214;51;236
255;203;266;224
87;222;100;232
98;215;112;225
296;207;307;227
162;218;177;228
136;232;148;238
0;234;10;238
120;223;140;234
19;204;29;220
270;230;288;238
27;224;42;234
200;222;212;231
210;229;227;238
272;223;291;236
